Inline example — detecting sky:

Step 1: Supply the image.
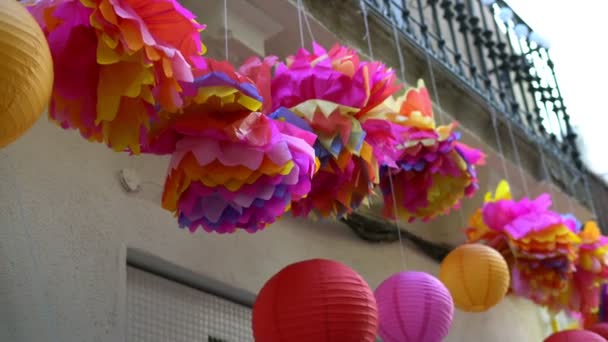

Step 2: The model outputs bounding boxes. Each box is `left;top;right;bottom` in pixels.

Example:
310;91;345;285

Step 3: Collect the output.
505;0;608;179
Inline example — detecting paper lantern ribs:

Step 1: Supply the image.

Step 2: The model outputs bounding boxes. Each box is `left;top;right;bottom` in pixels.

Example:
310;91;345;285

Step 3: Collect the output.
253;259;379;342
27;0;206;153
156;60;317;233
0;0;53;148
375;271;454;342
270;43;400;218
440;244;510;312
364;80;485;222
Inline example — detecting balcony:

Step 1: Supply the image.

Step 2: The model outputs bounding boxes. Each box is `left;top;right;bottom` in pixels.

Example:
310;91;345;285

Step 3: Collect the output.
295;0;608;231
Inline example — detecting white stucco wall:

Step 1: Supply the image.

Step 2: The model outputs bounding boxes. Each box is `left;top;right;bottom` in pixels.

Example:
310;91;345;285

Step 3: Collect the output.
0;119;558;341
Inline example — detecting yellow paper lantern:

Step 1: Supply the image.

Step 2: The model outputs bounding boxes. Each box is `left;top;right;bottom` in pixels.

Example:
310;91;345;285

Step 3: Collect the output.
0;0;53;148
440;243;510;312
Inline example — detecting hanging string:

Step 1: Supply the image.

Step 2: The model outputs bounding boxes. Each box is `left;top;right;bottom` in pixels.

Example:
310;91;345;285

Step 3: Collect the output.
388;172;408;268
423;53;447;125
538;144;565;207
300;1;317;43
561;167;577;215
423;51;469;227
491;6;531;198
296;0;305;48
391;20;406;81
505;121;530;197
223;0;229;60
539;143;577;215
583;174;598;220
359;0;406;268
359;0;374;59
488;104;511;183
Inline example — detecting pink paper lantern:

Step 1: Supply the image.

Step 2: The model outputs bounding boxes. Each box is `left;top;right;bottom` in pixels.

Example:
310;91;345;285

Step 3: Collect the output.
375;271;454;342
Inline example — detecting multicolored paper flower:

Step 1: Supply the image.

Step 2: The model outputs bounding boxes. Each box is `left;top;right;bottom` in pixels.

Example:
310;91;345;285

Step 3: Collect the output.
270;43;400;218
561;221;608;317
157;60;317;233
364;80;484;222
467;180;582;311
27;0;206;153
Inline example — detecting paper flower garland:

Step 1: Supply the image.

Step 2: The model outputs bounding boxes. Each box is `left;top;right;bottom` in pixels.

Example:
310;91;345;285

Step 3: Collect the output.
564;221;608;318
155;60;317;233
467;180;582;311
270;43;400;218
27;0;206;153
364;80;484;222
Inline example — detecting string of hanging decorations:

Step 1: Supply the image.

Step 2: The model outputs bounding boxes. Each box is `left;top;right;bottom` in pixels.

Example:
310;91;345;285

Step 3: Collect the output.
2;0;608;340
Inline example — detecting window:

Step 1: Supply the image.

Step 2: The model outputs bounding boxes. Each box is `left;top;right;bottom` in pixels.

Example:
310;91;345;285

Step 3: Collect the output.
127;266;253;341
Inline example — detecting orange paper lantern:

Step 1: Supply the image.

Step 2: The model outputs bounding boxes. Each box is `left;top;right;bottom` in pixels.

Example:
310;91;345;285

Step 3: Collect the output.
252;259;379;342
0;1;53;148
440;243;510;312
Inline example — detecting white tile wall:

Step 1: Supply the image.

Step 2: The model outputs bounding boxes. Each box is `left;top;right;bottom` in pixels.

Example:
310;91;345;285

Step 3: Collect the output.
127;266;253;342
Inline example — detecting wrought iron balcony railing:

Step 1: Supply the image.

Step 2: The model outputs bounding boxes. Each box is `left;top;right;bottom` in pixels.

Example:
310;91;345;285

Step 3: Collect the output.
364;0;581;169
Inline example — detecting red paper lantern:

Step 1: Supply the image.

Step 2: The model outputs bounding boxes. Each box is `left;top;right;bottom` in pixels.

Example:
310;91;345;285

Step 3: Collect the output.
589;324;608;339
252;259;379;342
544;330;606;342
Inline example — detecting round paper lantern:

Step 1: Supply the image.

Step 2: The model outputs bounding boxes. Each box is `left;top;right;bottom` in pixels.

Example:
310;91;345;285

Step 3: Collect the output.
588;324;608;339
439;243;510;312
375;271;454;342
252;259;378;342
0;1;53;148
544;330;606;342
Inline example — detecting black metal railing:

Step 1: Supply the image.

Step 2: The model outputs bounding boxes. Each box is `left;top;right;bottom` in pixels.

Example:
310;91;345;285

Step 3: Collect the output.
364;0;581;169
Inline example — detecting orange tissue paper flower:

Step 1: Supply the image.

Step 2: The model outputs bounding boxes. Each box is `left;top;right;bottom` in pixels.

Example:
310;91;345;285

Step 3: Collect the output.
27;0;206;153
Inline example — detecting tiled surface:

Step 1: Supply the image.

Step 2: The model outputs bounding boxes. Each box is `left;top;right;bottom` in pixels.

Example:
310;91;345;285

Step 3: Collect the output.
127;266;253;342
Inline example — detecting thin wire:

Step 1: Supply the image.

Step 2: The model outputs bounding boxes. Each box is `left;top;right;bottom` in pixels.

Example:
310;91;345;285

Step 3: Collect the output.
389;172;408;268
391;21;406;81
424;53;446;126
583;174;598;220
359;0;374;59
423;52;469;229
560;166;576;215
223;0;229;60
301;2;317;43
297;0;305;48
360;0;405;268
506;121;530;196
489;103;511;183
539;144;576;214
